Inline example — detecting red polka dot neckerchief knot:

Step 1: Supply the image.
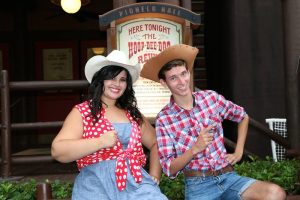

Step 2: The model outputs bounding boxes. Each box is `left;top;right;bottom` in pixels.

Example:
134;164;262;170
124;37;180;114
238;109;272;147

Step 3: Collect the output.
75;102;146;191
115;119;144;191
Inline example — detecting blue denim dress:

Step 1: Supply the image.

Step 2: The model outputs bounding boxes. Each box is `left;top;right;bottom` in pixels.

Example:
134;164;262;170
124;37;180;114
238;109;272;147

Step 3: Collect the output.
72;123;168;200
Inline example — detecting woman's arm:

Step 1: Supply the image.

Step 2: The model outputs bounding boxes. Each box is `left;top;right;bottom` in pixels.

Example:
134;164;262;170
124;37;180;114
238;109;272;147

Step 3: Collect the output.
51;108;117;163
141;117;162;183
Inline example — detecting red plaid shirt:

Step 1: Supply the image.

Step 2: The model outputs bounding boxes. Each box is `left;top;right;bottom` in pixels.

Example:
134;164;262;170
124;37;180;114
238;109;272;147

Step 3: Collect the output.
155;90;247;178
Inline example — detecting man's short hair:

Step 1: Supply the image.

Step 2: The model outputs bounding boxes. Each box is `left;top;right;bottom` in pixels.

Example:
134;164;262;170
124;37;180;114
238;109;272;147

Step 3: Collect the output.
158;59;187;80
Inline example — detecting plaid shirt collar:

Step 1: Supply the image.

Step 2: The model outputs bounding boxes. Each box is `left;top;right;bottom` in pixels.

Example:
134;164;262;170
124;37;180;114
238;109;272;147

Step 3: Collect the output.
168;93;196;116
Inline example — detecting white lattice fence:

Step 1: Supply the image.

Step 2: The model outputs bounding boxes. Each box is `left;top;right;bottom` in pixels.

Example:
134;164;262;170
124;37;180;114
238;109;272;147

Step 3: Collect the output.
265;118;287;162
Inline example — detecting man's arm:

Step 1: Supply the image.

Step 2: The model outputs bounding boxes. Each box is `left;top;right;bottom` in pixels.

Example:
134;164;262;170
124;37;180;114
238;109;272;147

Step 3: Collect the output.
225;115;249;165
169;125;214;176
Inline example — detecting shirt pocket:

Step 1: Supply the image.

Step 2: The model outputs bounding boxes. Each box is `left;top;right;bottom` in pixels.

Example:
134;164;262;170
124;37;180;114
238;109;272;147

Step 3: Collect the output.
198;115;222;131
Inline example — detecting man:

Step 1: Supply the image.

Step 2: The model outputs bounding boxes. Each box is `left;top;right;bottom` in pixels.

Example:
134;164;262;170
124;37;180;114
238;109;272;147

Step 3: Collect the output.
140;44;286;200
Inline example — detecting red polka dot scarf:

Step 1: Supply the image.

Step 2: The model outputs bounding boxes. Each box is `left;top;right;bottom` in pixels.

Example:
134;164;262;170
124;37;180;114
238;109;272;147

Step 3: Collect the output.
75;101;146;191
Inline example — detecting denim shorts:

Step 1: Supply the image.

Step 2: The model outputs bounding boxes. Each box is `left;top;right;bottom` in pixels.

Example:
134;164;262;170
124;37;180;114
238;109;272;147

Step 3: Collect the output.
184;171;256;200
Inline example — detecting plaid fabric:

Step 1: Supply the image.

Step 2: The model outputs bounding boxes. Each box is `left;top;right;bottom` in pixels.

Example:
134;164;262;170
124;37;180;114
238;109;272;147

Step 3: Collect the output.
155;90;247;177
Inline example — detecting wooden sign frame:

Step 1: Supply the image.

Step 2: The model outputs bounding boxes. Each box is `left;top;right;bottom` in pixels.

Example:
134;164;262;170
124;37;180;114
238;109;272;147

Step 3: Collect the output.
108;13;191;51
99;2;201;119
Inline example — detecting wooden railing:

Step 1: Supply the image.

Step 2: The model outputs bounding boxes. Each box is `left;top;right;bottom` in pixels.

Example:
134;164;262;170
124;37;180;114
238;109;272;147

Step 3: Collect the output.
0;70;88;177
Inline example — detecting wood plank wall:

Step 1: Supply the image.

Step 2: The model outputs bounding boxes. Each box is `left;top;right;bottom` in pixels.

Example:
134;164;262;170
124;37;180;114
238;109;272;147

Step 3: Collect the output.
192;0;206;90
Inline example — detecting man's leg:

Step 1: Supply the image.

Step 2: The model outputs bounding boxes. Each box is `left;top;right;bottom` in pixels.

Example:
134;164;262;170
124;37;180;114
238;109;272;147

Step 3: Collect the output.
241;180;286;200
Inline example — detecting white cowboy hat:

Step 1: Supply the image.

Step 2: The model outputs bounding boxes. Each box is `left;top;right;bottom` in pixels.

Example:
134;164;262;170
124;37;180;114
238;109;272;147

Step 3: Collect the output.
85;50;141;83
141;44;199;83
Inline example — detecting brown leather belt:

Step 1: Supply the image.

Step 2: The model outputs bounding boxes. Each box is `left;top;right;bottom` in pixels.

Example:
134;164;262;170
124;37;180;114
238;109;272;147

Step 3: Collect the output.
183;165;234;177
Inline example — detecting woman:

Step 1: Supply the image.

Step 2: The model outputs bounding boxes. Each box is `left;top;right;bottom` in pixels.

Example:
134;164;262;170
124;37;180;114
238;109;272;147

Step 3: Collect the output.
51;50;168;200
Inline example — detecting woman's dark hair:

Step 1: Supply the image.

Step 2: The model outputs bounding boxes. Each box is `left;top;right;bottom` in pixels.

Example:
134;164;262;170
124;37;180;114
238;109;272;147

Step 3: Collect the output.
158;59;187;80
87;65;143;125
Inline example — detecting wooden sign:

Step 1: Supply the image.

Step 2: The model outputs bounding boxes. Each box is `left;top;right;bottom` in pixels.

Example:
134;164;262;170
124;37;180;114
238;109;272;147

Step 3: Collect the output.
116;18;182;117
99;2;201;119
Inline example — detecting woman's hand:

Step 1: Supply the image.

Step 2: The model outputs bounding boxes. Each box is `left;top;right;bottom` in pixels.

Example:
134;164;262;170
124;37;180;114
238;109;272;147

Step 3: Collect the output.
52;108;118;163
99;130;118;148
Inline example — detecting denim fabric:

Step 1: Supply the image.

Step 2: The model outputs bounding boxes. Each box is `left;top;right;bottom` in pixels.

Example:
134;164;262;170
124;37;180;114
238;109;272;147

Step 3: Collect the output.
184;171;256;200
72;160;167;200
72;123;168;200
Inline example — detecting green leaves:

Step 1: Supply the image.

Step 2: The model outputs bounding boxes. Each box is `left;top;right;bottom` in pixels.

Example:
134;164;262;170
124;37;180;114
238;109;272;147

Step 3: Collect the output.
0;179;73;200
0;158;299;199
159;173;185;200
0;179;37;200
234;157;300;194
51;180;73;199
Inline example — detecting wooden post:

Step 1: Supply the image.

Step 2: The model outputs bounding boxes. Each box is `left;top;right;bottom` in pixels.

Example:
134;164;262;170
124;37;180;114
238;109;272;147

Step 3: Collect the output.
158;0;179;6
113;0;136;8
181;0;191;10
1;70;11;177
36;182;53;200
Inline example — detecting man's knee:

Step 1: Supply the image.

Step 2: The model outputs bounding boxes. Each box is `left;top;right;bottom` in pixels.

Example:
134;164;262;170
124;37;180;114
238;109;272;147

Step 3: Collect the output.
242;181;286;200
266;183;286;200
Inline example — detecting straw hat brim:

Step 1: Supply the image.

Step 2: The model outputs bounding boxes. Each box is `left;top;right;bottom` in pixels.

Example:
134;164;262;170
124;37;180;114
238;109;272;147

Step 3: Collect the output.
141;44;199;83
85;53;141;83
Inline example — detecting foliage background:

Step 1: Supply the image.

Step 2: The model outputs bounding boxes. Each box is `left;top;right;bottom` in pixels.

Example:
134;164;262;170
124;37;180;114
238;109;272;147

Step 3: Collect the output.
0;157;299;199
